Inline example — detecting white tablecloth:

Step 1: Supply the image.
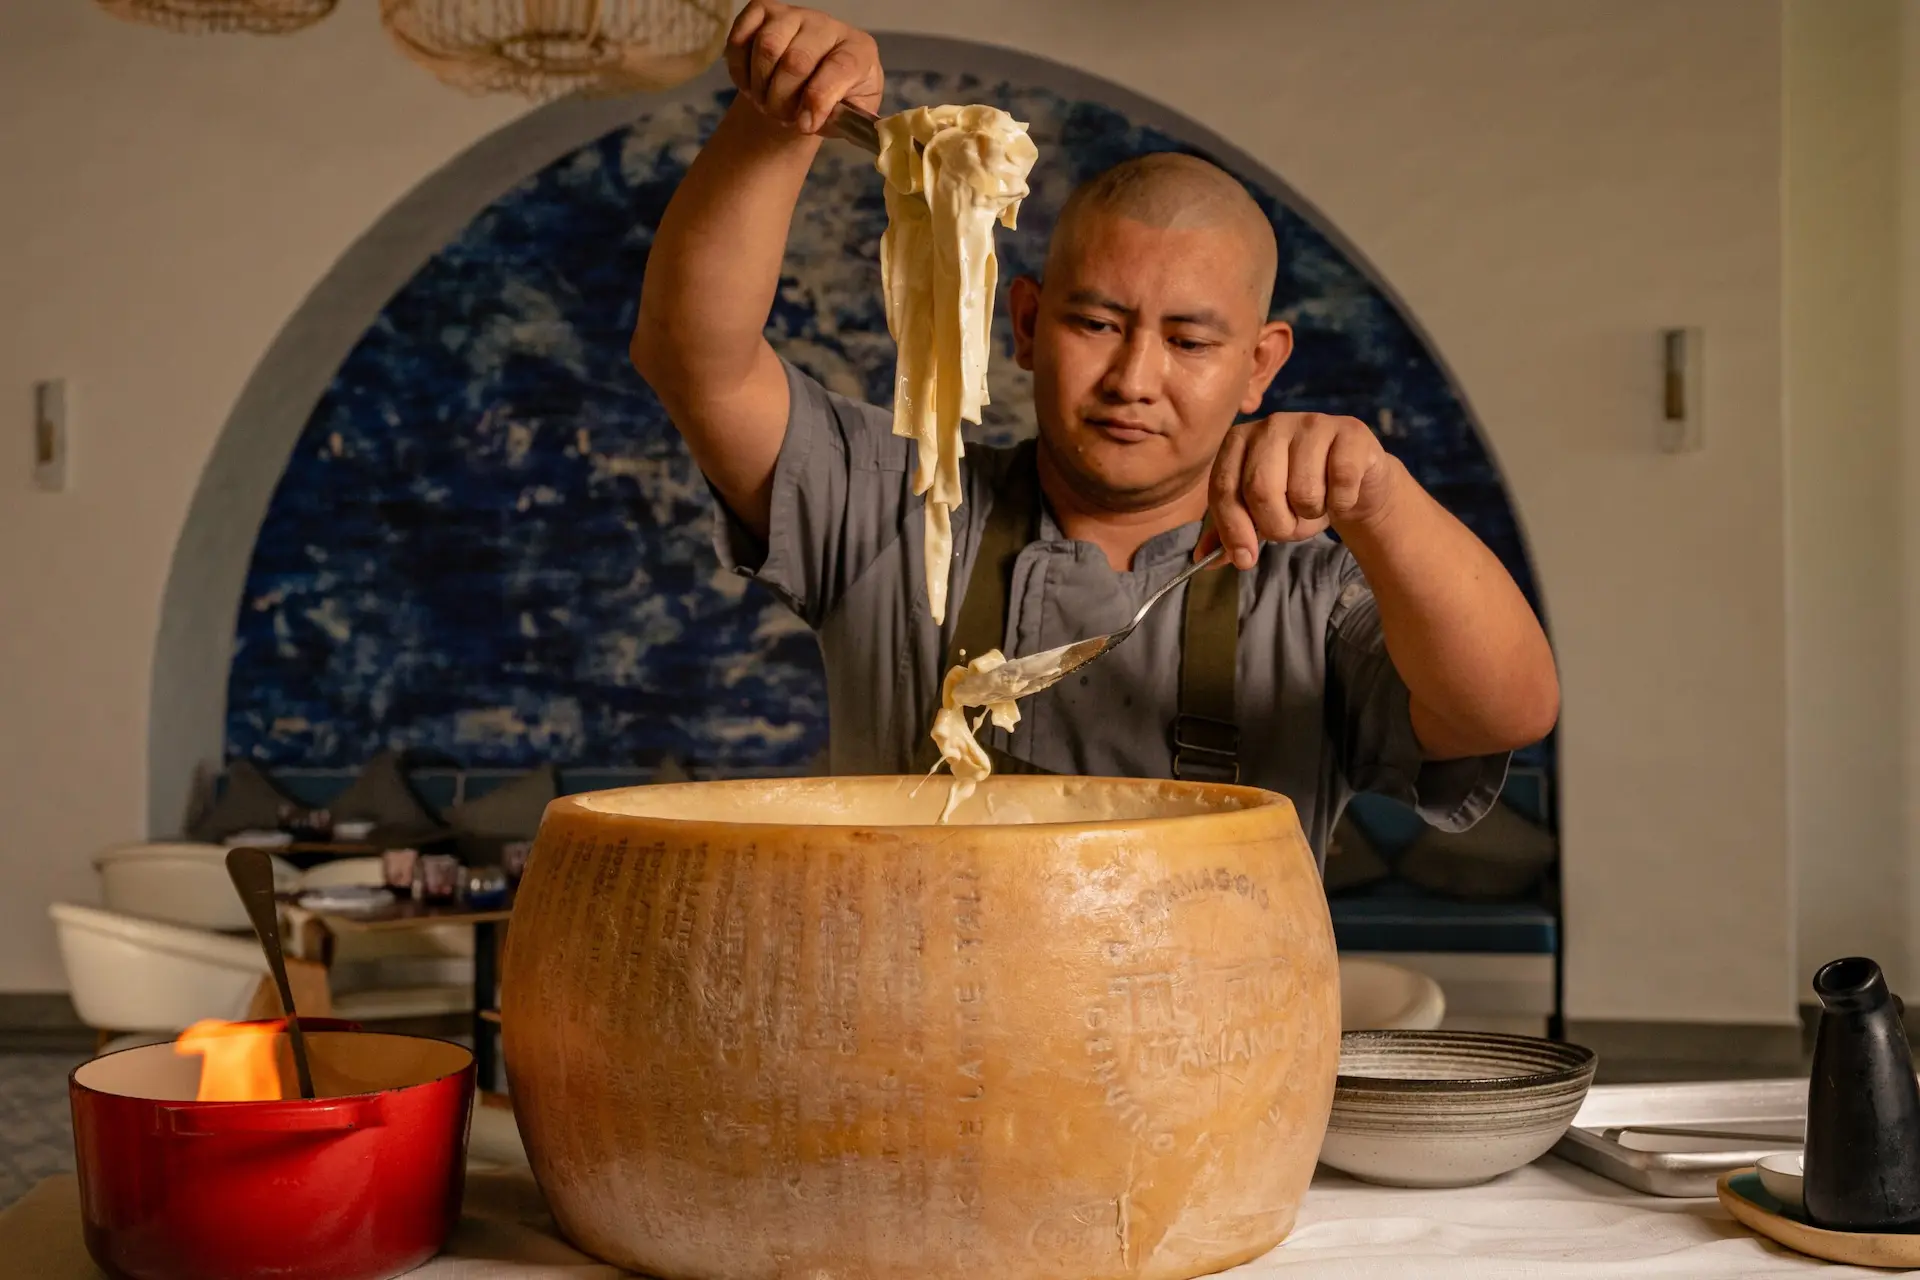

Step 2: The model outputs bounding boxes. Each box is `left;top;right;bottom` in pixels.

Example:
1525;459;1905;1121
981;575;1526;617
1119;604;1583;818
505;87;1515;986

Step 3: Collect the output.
1;1157;1880;1278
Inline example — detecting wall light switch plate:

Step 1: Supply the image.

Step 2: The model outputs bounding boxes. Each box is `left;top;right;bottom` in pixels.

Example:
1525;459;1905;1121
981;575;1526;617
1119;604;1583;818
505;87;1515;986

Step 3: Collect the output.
32;379;67;491
1658;327;1703;454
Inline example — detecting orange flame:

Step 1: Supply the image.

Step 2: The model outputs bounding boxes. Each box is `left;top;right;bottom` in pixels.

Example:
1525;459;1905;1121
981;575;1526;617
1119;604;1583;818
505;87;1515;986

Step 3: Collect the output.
173;1019;287;1102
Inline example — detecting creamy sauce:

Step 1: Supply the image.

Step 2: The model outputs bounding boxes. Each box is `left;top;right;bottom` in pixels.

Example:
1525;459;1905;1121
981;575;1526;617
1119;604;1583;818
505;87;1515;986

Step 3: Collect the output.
874;105;1038;626
920;649;1023;822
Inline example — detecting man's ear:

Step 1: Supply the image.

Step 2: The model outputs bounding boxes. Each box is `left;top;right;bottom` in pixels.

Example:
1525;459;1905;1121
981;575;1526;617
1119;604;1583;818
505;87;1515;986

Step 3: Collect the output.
1240;320;1293;415
1009;275;1042;371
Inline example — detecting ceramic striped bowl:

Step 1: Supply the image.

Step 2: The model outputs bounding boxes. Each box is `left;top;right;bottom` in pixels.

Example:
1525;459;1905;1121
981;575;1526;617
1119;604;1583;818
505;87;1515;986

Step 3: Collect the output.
1317;1029;1598;1188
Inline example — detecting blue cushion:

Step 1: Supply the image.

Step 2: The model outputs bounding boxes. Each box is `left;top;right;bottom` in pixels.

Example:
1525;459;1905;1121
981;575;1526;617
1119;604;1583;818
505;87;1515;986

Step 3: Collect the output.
1329;881;1558;954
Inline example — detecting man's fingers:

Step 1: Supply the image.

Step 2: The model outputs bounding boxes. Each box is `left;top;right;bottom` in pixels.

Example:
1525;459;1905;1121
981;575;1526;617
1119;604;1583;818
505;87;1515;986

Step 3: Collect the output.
1326;425;1371;516
1208;422;1261;569
1194;523;1222;563
794;36;873;132
726;0;770;47
747;8;806;104
764;29;839;122
1241;419;1298;543
723;2;766;91
1286;415;1335;522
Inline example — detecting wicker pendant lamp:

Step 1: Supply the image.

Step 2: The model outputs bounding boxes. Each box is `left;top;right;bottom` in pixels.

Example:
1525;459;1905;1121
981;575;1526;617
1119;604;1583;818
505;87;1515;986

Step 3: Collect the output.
95;0;337;34
381;0;732;100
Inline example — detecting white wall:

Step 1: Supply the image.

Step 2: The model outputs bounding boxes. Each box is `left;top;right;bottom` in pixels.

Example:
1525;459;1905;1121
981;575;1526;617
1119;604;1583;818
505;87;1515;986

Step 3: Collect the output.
0;0;1796;1023
1784;0;1904;996
0;2;521;991
1904;0;1920;995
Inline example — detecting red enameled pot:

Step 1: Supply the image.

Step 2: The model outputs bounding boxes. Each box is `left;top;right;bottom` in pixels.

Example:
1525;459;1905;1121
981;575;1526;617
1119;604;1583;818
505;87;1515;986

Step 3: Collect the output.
69;1019;474;1280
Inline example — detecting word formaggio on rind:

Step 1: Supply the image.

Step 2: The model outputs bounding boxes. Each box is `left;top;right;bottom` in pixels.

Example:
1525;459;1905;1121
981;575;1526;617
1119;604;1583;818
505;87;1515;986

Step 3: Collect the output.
874;104;1038;628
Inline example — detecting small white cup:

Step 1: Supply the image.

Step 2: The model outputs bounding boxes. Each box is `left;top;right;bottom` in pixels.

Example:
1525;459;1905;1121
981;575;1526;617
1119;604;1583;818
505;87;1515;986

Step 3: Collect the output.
1757;1151;1804;1212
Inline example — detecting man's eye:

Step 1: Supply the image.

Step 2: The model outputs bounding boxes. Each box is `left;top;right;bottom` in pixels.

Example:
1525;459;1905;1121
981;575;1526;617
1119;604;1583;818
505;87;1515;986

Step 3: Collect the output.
1069;315;1117;333
1170;337;1215;353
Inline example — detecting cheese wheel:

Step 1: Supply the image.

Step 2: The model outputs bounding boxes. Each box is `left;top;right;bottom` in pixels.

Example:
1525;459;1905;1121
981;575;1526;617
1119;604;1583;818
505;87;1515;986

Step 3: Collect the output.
501;775;1339;1280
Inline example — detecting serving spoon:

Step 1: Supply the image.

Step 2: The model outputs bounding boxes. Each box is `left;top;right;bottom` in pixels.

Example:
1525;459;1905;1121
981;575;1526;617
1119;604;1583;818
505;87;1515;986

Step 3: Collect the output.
949;548;1227;708
824;100;885;154
226;847;317;1100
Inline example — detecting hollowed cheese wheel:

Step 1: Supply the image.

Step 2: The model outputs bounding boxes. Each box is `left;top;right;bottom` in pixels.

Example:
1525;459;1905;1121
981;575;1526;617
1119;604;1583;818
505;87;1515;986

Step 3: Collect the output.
501;775;1339;1280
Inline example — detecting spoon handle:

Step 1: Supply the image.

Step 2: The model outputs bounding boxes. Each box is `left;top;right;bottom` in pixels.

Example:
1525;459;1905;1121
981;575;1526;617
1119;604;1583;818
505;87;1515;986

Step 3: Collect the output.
1131;547;1226;627
824;101;882;154
225;848;317;1100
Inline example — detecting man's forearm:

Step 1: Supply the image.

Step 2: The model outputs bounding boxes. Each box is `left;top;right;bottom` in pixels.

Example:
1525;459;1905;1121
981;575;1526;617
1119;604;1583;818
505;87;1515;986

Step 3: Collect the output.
1336;459;1560;759
633;96;819;387
630;96;824;534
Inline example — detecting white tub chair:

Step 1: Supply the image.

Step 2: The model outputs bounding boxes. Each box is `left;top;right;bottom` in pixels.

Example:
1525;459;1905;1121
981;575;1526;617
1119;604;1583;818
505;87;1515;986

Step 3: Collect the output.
51;898;465;1043
51;902;271;1036
1339;956;1448;1031
92;841;300;931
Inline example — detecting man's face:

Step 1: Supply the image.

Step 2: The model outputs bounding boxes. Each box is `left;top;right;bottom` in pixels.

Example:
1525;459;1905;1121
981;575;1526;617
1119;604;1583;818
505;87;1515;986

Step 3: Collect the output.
1009;213;1292;512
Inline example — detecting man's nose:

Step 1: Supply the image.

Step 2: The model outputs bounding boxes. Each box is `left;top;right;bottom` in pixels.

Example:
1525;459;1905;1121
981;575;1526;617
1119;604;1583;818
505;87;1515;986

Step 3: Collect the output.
1098;328;1162;403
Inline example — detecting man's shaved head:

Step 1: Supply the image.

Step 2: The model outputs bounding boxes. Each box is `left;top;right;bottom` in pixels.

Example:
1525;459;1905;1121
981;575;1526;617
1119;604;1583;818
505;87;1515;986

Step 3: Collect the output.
1045;151;1279;320
1008;149;1295;523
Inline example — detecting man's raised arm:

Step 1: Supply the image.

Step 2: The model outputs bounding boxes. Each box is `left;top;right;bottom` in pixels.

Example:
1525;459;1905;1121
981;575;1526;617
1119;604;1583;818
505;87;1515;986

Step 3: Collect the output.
629;1;882;540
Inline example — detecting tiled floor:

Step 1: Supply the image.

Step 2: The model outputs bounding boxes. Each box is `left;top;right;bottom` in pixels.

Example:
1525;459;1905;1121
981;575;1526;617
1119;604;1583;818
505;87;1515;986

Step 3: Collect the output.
0;1052;86;1211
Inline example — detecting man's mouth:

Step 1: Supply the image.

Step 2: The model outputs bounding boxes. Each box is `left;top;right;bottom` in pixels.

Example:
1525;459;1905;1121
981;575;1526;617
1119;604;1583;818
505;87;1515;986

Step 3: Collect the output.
1084;416;1159;443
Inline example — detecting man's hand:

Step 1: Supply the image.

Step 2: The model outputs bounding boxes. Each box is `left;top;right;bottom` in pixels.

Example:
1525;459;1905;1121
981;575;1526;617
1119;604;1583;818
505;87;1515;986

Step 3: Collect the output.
1201;412;1400;569
1199;410;1558;758
725;1;883;136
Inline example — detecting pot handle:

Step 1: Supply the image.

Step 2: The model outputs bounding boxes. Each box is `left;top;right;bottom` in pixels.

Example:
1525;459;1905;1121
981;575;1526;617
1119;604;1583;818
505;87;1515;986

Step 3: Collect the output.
157;1096;382;1136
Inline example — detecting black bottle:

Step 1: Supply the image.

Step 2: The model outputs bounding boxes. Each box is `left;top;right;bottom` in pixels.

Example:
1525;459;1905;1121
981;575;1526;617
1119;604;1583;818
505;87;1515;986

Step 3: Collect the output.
1803;956;1920;1232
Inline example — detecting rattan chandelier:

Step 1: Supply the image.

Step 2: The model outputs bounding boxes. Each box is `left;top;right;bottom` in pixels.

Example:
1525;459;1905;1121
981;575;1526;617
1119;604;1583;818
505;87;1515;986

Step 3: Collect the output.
95;0;338;34
380;0;732;100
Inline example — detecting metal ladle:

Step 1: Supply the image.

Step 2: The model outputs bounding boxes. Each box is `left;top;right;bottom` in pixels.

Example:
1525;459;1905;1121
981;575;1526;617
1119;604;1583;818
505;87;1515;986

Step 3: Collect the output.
225;847;317;1100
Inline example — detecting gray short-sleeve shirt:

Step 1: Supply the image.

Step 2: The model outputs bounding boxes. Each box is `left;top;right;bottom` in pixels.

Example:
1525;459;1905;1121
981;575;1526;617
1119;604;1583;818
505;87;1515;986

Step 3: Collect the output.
709;358;1509;867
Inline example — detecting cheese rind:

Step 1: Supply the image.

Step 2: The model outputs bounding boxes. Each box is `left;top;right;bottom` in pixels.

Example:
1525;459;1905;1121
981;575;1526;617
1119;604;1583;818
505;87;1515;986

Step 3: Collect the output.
501;775;1340;1280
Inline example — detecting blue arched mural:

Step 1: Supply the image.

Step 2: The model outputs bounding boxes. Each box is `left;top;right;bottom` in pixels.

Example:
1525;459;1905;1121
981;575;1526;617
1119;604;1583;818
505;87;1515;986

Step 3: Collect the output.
225;66;1545;777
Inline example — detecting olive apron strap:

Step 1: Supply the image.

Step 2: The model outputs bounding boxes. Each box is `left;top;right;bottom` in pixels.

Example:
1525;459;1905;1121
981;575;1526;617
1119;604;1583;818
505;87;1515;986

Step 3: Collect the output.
1172;556;1242;784
945;447;1038;673
912;447;1042;775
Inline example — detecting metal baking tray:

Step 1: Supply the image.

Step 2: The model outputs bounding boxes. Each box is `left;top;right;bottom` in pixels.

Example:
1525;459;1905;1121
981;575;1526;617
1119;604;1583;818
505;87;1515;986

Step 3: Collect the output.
1551;1078;1808;1197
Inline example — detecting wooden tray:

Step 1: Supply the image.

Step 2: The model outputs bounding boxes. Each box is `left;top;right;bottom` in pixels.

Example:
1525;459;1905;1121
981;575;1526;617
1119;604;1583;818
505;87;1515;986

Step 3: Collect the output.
1718;1168;1920;1268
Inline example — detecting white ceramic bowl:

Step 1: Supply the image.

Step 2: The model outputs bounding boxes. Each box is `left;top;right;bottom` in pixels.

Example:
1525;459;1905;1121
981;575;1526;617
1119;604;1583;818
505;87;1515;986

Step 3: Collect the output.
1757;1151;1804;1211
1317;1029;1598;1188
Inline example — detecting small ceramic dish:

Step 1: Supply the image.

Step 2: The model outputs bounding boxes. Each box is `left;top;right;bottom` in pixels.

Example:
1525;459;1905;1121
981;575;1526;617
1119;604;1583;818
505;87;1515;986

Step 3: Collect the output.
1317;1029;1597;1188
1756;1151;1804;1211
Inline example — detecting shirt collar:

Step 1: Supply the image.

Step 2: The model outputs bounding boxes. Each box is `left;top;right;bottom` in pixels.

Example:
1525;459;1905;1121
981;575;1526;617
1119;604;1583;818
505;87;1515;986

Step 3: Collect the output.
1034;497;1205;573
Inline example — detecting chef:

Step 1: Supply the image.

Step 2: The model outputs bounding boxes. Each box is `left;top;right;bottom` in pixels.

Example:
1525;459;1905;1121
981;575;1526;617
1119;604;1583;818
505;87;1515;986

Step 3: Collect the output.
629;0;1560;866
